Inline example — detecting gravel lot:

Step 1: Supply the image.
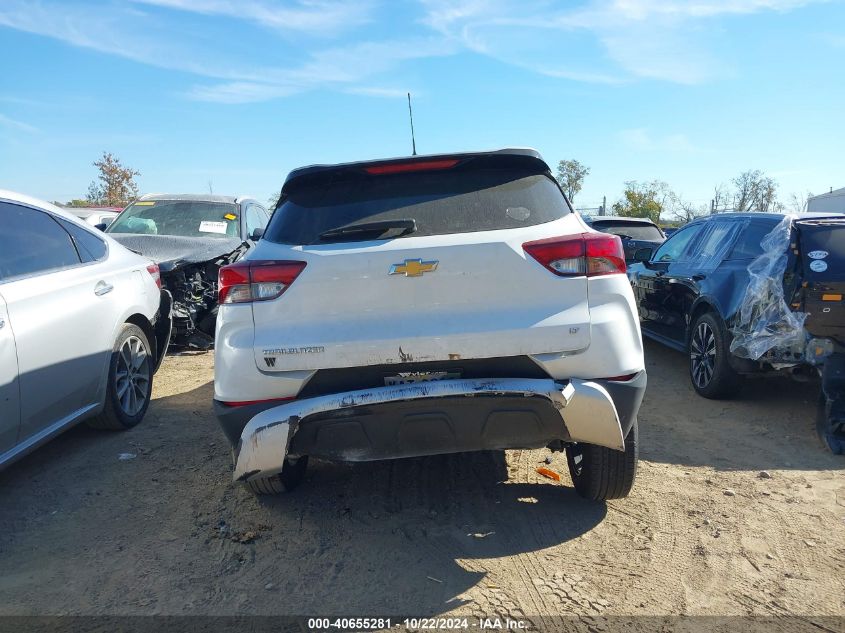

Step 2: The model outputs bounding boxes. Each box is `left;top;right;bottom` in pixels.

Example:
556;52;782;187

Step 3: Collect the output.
1;340;843;622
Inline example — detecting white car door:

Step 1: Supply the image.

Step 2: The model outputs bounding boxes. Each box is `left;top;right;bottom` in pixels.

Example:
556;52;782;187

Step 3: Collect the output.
0;202;122;441
0;291;20;455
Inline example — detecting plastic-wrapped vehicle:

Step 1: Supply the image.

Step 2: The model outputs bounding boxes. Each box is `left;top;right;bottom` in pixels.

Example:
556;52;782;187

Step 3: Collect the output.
628;212;845;453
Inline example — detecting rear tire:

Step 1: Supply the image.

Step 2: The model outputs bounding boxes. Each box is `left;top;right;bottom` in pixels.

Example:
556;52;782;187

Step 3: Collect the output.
245;456;309;495
87;323;154;431
688;312;743;399
566;420;638;500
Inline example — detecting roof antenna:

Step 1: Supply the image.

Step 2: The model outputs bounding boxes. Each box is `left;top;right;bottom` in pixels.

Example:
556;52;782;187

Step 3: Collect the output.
407;92;417;156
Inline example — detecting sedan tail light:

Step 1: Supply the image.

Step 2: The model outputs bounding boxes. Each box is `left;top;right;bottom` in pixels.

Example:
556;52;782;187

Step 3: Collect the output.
146;263;162;289
219;261;307;304
523;233;626;277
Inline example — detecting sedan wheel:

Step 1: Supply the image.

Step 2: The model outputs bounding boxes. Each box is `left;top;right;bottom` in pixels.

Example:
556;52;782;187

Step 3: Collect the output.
87;323;155;430
115;335;151;417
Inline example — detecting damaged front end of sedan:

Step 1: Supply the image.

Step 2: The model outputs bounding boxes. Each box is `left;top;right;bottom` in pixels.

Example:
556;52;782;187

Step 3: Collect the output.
111;235;249;348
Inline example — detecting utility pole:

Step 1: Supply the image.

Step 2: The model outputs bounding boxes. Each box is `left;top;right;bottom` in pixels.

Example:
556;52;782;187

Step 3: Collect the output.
600;195;606;216
407;93;417;156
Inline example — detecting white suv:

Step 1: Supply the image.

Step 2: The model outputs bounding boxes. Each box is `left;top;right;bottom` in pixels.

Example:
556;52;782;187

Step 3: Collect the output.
213;149;646;500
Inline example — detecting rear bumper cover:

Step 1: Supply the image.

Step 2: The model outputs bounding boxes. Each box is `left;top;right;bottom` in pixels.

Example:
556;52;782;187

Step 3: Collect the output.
219;373;646;484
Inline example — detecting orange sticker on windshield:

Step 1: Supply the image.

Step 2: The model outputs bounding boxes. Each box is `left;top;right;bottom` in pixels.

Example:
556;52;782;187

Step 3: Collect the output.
224;213;237;220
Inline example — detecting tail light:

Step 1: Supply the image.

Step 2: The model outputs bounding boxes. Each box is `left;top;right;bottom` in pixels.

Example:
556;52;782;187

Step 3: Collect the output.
146;263;162;289
219;261;306;304
523;233;626;277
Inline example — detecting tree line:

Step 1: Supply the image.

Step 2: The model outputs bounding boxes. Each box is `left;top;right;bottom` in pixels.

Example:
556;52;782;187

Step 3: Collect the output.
555;159;814;225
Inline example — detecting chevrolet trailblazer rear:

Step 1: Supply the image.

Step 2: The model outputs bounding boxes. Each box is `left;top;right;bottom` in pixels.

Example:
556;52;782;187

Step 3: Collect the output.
213;149;646;500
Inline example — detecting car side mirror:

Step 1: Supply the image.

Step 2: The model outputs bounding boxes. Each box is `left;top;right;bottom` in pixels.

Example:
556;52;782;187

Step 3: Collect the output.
633;247;653;263
250;227;264;241
94;223;108;232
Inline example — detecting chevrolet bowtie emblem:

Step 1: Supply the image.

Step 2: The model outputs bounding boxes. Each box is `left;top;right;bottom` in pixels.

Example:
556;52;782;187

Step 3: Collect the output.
389;258;438;277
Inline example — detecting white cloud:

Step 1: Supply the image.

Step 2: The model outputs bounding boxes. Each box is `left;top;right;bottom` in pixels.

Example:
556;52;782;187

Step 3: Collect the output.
343;87;411;98
187;37;455;102
0;0;829;106
130;0;375;37
0;113;39;133
620;128;699;152
420;0;828;84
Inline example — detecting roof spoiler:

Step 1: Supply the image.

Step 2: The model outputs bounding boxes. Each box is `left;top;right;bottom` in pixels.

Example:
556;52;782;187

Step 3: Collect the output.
281;148;552;195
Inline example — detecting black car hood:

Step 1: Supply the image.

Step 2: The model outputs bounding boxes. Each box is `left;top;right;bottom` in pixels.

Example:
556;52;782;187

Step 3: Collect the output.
109;234;246;271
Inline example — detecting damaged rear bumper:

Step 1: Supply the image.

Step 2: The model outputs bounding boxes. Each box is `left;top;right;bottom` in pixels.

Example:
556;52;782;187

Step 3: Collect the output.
224;376;642;484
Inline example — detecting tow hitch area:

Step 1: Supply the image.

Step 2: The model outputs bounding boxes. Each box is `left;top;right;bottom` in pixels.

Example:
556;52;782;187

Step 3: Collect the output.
818;353;845;454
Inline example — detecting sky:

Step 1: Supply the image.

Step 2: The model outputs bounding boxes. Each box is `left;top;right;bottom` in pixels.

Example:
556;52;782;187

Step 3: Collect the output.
0;0;843;213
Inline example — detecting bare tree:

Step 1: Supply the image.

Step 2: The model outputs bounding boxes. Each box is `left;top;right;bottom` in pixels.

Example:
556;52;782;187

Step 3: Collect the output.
732;169;779;212
556;159;590;202
712;183;729;212
669;193;708;223
788;190;813;213
86;152;140;207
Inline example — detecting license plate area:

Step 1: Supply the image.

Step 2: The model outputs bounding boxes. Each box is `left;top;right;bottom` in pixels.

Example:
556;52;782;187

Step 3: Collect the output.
384;371;462;386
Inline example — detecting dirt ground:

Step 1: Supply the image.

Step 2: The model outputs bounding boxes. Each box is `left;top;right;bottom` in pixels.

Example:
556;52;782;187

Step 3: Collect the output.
1;340;843;622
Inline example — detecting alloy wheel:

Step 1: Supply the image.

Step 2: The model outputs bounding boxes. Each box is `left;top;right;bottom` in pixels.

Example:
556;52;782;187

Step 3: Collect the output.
115;335;151;416
690;322;717;389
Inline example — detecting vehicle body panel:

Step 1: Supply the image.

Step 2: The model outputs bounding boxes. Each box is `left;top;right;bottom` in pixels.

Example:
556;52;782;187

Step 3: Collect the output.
0;190;169;470
0;292;20;454
251;216;592;372
231;377;627;483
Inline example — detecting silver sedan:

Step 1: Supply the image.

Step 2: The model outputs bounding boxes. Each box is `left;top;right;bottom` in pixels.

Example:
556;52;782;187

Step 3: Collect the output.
0;190;172;469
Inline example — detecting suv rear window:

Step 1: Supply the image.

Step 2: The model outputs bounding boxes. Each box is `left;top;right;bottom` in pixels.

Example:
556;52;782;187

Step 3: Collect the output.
590;220;663;241
264;169;569;245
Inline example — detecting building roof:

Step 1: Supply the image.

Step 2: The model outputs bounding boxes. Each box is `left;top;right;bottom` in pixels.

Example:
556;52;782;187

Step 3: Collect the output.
809;187;845;201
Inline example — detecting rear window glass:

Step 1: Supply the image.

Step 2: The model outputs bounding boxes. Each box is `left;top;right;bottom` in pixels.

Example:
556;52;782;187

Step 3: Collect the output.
57;217;108;262
590;221;663;241
727;221;778;260
107;200;240;239
264;169;569;245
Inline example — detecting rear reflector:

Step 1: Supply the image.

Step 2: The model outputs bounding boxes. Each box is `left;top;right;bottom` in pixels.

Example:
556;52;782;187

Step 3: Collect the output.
822;294;842;301
146;263;162;289
523;233;626;277
364;159;459;175
603;373;639;382
219;260;306;304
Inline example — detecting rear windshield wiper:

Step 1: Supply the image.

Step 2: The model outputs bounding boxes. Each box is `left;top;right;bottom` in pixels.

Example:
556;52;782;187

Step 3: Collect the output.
317;219;417;242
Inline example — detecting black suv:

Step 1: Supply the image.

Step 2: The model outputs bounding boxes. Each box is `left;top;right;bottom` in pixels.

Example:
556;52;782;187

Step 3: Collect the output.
583;216;665;263
628;212;845;453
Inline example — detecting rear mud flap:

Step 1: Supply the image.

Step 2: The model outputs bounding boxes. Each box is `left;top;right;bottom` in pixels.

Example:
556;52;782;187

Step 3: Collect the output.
818;354;845;454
